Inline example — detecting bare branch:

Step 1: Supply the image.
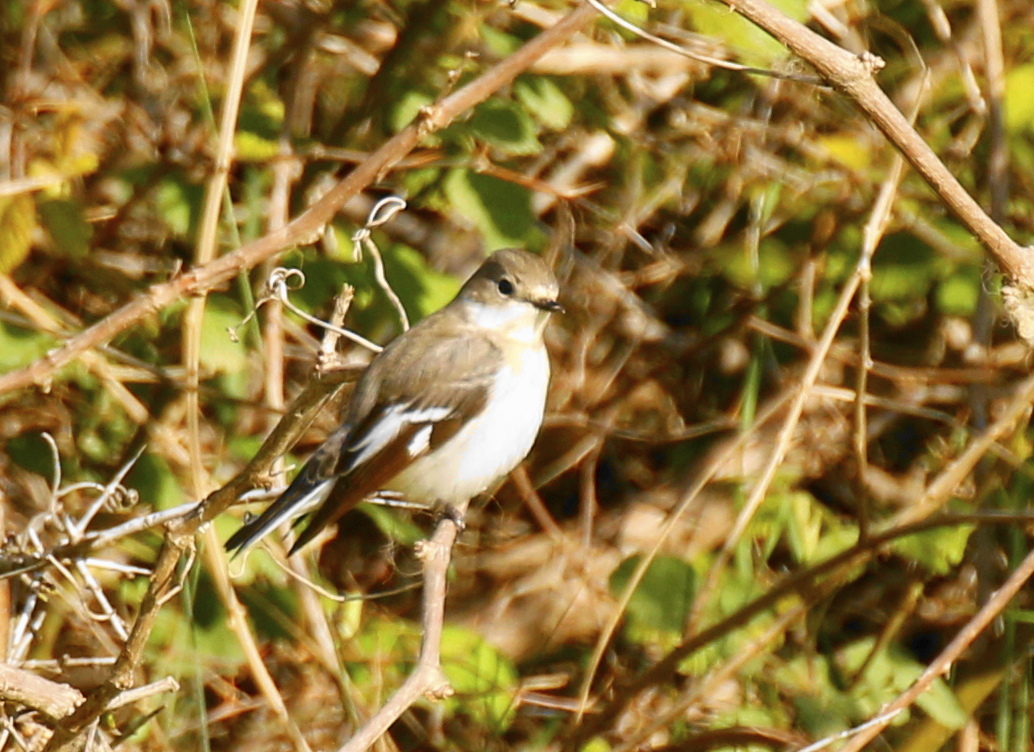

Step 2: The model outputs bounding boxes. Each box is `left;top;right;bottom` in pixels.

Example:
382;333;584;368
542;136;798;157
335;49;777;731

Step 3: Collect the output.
0;664;84;722
835;546;1034;752
713;0;1032;285
335;515;462;752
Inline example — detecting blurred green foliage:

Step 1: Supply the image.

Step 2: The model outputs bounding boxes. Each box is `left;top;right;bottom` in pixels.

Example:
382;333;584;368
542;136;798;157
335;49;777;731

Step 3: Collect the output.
2;0;1032;749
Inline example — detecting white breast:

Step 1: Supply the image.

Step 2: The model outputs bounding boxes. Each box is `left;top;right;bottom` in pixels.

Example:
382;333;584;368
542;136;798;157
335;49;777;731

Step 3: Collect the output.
387;343;550;506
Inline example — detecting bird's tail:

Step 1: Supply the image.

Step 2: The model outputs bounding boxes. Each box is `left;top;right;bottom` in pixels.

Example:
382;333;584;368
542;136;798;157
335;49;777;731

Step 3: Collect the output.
225;466;332;556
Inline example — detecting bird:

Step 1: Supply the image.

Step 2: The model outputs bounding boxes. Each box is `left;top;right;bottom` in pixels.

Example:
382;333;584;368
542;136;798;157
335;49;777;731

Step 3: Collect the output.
226;248;563;556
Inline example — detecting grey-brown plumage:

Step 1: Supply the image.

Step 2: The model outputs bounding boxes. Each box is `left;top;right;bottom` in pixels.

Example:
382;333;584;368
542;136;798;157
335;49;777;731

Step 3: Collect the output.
226;248;562;555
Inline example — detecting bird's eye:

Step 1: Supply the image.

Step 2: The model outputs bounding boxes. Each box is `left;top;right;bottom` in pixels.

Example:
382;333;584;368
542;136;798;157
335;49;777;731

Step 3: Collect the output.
497;278;514;296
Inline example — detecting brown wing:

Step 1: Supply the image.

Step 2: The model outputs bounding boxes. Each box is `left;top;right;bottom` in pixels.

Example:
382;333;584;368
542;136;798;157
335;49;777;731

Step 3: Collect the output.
342;310;503;440
288;316;501;551
288;419;427;553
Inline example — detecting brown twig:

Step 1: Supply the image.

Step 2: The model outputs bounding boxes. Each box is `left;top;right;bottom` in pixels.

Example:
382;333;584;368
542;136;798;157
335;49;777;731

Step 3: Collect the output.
0;664;84;722
681;220;874;634
977;0;1007;223
181;0;261;511
889;370;1034;527
834;545;1034;752
335;515;463;752
38;367;350;752
203;528;313;752
570;366;1034;743
572;386;797;724
0;663;179;724
613;599;813;752
853;107;915;539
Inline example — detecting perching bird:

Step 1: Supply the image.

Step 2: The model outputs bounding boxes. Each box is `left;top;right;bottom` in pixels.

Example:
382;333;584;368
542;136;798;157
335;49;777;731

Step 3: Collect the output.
226;248;562;556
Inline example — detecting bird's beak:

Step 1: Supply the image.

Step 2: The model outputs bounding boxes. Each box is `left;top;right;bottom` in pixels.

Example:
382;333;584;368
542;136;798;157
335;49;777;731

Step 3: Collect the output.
534;299;565;314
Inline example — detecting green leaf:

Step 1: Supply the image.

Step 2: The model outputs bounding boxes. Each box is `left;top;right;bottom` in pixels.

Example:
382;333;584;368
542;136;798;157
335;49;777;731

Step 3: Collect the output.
870;232;937;303
469;100;541;156
0;320;57;373
610;555;696;635
840;638;965;729
0;195;37;273
239;78;285;138
443;169;536;249
480;25;521;57
717;236;795;291
684;0;807;64
380;243;462;321
783;490;824;563
354;615;417;666
390;90;434;133
936;264;981;316
890;524;974;575
148;572;247;675
358;502;425;546
579;738;613;752
200;300;248;382
812;524;861;563
38;197;92;258
156;178;201;238
613;0;649;25
817;134;871;171
780;655;856;737
441;626;519;730
235;130;280;162
515;77;574;131
126;453;186;512
6;432;56;477
914;675;968;729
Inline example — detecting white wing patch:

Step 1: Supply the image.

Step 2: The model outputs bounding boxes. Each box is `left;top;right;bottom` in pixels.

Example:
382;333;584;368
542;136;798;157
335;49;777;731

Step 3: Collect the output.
407;424;433;455
388;345;550;505
346;403;454;470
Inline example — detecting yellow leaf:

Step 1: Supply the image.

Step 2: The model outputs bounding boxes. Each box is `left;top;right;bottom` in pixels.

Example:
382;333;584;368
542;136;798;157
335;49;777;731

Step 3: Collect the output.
817;134;870;171
0;195;37;273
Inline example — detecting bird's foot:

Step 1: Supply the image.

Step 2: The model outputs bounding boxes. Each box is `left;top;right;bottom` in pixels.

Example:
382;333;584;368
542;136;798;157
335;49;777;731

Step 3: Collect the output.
439;504;466;531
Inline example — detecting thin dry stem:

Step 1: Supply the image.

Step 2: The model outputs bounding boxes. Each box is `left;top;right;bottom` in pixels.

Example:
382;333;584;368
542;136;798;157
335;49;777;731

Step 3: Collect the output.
683;237;872;630
614;599;812;752
977;0;1007;221
183;0;260;516
203;527;313;752
891;370;1034;526
335;515;463;752
835;546;1034;752
571;387;796;724
0;664;84;721
0;3;597;397
853;122;913;538
0;664;180;723
582;0;822;85
354;196;411;332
